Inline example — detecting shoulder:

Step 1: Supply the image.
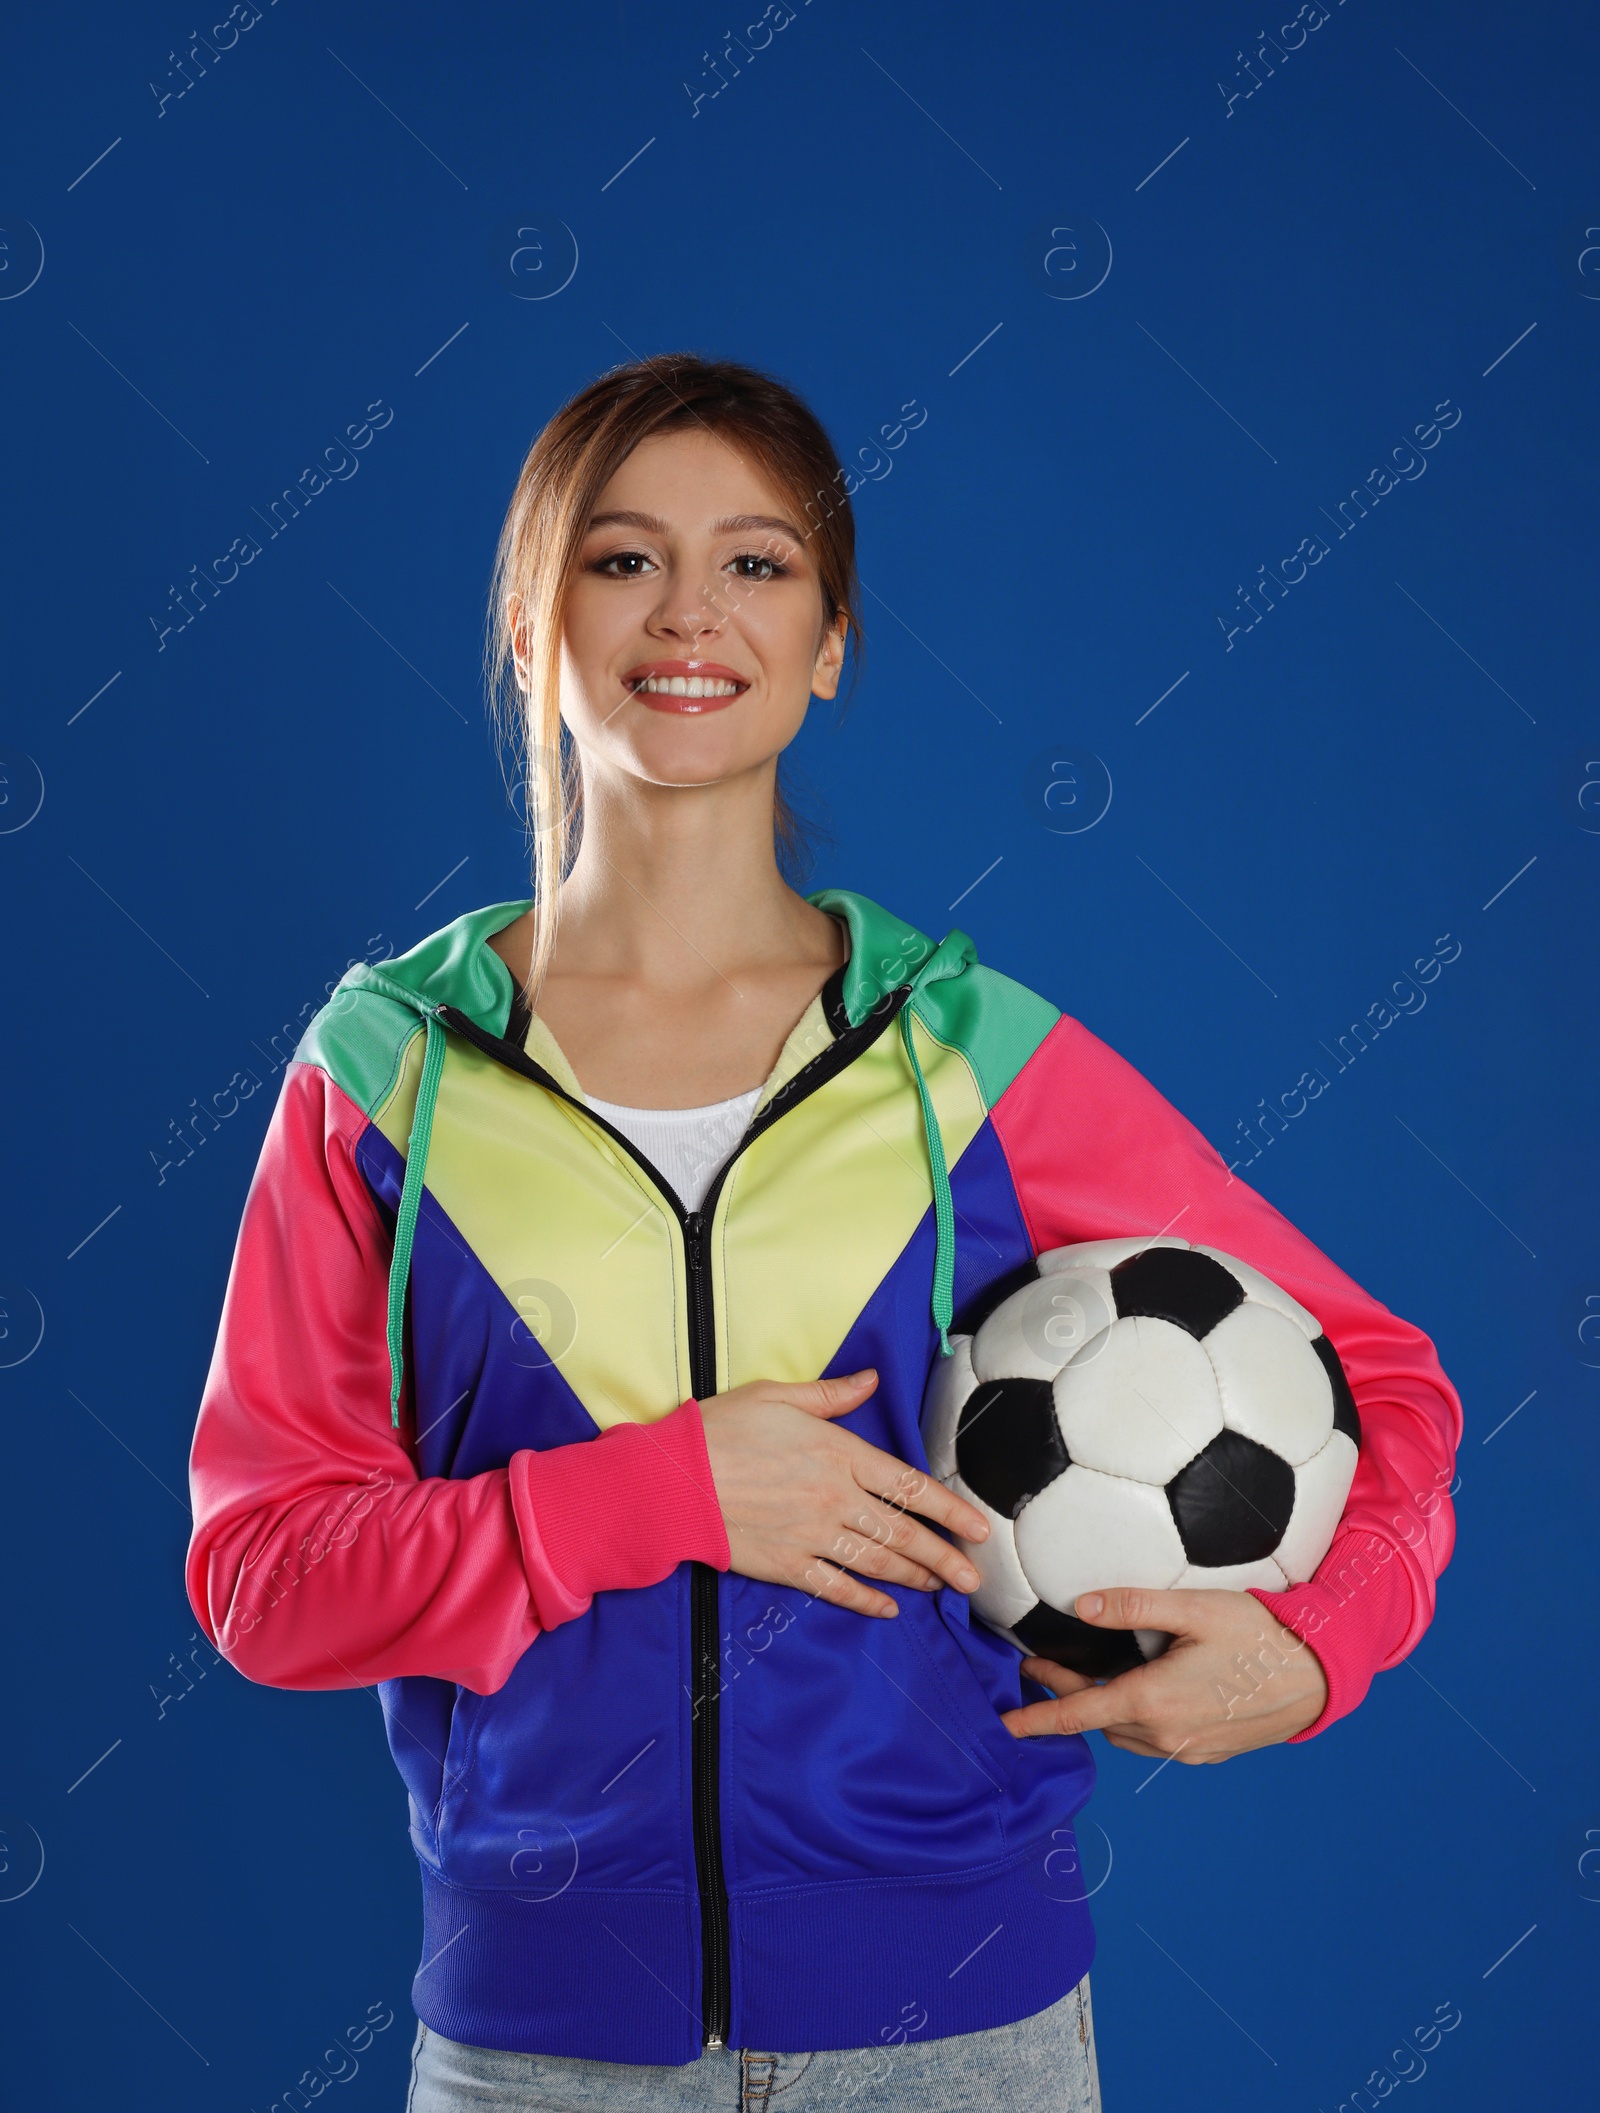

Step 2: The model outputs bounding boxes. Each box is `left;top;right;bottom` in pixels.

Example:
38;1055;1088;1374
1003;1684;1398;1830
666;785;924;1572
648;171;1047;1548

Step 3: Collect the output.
920;947;1165;1120
917;958;1064;1109
293;979;423;1122
293;896;532;1118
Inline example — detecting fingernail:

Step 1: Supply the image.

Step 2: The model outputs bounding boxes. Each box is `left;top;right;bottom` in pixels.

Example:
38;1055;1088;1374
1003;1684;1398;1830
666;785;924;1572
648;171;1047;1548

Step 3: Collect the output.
960;1566;981;1590
1075;1593;1103;1619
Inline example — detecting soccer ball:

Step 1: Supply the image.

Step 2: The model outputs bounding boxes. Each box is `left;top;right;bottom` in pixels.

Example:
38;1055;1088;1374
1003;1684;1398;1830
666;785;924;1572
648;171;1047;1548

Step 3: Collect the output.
922;1239;1361;1677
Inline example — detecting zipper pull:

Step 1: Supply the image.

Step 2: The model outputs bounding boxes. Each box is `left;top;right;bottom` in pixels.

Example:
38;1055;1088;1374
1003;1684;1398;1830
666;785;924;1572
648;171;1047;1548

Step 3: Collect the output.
684;1210;705;1252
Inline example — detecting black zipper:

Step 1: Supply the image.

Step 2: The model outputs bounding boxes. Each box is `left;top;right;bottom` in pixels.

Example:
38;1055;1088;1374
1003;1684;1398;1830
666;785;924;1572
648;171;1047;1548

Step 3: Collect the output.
681;1211;728;2045
433;980;911;2048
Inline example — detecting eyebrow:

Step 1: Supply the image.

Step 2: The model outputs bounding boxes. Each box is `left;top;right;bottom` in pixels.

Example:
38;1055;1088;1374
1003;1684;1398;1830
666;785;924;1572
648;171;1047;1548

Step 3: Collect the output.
584;509;807;547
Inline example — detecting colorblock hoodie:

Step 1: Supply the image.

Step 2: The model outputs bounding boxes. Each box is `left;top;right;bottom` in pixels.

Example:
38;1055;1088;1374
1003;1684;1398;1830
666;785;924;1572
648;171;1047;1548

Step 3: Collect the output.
185;890;1462;2064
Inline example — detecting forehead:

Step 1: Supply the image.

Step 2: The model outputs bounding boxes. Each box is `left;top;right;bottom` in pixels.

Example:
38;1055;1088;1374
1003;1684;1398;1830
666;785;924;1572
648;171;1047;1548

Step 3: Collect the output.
589;426;796;526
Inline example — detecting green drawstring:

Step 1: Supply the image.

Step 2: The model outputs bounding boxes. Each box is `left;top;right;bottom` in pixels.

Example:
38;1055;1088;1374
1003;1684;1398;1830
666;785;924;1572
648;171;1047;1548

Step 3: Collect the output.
899;1003;955;1357
387;1007;448;1428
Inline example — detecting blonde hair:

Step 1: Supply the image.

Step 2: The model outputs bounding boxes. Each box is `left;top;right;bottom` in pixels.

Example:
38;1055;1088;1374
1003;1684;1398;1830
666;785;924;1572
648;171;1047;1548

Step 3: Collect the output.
484;353;863;997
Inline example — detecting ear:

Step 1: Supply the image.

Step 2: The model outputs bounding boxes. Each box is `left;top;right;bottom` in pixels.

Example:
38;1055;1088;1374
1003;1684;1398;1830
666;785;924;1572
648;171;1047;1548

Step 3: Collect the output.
809;612;849;702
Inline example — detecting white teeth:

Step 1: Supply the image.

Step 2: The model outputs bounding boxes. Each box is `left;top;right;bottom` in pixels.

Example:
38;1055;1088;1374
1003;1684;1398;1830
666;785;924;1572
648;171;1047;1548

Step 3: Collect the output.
632;675;743;697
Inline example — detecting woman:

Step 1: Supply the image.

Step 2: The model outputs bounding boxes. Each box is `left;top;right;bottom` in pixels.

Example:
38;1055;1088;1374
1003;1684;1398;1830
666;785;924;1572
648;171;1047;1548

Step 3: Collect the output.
186;355;1462;2110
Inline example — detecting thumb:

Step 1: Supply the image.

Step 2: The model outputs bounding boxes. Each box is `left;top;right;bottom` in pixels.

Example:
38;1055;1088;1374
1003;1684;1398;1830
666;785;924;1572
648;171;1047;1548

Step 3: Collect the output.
784;1369;879;1419
1073;1586;1196;1634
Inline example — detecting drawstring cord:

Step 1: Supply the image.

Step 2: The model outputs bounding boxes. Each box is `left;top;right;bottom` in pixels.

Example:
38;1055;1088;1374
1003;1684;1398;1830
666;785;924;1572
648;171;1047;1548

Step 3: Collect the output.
899;1002;955;1357
387;1006;448;1428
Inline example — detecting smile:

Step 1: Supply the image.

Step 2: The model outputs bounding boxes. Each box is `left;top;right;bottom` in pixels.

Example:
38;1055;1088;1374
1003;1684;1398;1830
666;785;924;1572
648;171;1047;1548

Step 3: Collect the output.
622;661;751;712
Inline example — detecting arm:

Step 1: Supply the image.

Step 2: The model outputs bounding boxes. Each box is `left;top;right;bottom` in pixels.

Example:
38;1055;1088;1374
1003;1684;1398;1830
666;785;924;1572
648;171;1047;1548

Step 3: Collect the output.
185;1061;729;1696
990;1015;1463;1741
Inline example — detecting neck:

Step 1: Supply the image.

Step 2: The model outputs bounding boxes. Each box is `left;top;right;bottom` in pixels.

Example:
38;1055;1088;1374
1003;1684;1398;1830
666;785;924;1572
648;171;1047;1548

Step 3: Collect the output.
548;756;832;989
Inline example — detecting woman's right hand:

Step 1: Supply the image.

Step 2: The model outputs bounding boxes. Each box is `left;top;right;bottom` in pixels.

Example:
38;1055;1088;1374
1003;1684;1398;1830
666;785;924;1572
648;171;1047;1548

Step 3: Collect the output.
697;1368;990;1618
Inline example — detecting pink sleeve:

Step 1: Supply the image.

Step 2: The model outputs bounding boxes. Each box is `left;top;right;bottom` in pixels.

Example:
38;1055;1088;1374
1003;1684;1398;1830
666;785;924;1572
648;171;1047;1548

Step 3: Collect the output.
185;1061;730;1696
990;1016;1463;1741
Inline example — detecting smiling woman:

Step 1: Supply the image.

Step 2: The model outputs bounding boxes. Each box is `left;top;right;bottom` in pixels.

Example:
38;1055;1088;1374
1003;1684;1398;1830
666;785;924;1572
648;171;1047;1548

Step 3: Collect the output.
185;352;1460;2113
482;357;861;1014
486;388;860;1104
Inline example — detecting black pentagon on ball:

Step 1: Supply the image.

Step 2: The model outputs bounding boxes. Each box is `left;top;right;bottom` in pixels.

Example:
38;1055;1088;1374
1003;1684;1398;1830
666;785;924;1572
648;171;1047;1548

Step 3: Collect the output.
1110;1245;1244;1339
954;1378;1069;1520
1013;1601;1153;1679
1166;1428;1297;1567
1311;1332;1362;1447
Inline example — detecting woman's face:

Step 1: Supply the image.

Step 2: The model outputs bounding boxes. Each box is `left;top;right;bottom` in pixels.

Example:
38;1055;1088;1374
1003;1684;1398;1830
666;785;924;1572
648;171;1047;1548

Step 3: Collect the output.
547;426;847;791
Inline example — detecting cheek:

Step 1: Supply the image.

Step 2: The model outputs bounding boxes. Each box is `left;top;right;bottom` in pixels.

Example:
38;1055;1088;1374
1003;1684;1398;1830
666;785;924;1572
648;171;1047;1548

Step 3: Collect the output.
559;581;611;664
553;632;619;743
556;588;635;712
740;589;830;698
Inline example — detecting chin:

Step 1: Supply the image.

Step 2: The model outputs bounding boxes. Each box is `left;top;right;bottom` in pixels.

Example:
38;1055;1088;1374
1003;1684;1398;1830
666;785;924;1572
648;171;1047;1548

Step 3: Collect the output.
640;762;764;792
622;731;778;787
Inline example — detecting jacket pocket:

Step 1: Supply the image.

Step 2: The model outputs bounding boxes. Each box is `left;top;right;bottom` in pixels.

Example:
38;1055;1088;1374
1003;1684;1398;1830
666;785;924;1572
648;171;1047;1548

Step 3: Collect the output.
382;1674;463;1866
904;1593;1024;1796
434;1683;482;1843
724;1576;1020;1889
433;1578;689;1894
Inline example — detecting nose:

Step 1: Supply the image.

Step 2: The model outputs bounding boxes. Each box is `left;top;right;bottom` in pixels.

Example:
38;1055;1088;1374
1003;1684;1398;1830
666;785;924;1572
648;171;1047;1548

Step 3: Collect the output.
647;566;730;646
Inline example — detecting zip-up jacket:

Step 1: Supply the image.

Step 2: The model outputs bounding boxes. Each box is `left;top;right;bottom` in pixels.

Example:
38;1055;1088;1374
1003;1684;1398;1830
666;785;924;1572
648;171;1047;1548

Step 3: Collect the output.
185;889;1462;2063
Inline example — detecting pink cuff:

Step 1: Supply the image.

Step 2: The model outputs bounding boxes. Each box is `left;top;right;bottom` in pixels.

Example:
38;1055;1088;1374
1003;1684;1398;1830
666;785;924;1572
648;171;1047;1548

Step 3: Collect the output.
508;1398;731;1630
1248;1527;1416;1741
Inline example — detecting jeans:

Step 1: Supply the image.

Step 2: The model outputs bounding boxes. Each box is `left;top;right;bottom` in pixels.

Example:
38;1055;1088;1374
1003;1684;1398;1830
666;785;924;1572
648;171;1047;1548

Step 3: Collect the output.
404;1975;1101;2111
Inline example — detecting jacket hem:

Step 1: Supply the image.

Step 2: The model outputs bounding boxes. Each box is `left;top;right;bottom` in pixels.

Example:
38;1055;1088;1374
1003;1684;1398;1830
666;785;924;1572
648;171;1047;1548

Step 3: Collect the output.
412;1842;1096;2065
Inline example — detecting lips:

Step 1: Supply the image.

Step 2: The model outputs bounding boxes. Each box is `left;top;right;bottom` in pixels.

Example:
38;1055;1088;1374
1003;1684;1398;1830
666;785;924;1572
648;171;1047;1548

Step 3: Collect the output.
621;658;751;712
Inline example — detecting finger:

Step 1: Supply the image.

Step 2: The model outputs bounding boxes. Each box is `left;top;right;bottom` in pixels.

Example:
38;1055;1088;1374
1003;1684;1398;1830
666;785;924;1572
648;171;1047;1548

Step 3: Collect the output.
828;1512;980;1588
1102;1732;1177;1760
796;1553;898;1618
1070;1586;1215;1636
823;1512;946;1592
1002;1673;1154;1740
779;1370;880;1419
847;1549;943;1593
1018;1656;1096;1699
834;1500;982;1594
849;1442;991;1543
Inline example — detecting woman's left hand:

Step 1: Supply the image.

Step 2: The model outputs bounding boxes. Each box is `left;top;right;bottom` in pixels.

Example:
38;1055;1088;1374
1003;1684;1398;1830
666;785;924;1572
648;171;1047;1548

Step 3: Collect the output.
1000;1587;1328;1760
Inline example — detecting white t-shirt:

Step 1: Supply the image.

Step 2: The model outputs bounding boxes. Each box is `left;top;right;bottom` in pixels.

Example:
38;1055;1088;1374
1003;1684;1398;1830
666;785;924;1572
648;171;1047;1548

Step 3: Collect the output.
584;1087;762;1214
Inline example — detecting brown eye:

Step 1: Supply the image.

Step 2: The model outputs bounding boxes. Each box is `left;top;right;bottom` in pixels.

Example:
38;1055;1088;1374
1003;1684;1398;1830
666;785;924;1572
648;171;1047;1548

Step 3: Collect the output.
729;551;788;582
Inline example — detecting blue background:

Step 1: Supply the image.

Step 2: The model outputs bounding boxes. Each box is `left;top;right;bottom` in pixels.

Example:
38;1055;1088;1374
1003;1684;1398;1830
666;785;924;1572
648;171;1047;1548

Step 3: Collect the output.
2;1;1594;2105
